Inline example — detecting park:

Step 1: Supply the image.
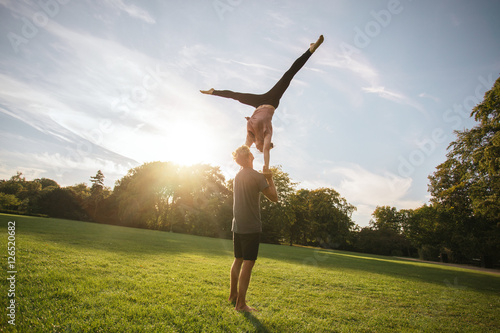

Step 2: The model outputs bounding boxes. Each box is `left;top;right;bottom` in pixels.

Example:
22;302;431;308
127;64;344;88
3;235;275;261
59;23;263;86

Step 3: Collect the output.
1;213;499;332
1;1;500;331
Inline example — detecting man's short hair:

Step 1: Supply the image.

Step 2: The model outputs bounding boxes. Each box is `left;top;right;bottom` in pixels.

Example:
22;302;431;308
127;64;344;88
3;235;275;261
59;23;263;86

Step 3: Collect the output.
232;145;251;166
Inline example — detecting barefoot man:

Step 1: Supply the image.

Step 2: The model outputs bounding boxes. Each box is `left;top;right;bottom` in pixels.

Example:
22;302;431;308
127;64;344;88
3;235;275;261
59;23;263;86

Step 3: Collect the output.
229;145;278;312
201;35;324;175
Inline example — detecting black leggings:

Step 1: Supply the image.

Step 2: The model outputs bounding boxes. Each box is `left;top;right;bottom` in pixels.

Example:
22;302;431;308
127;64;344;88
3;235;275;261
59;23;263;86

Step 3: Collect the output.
212;49;313;109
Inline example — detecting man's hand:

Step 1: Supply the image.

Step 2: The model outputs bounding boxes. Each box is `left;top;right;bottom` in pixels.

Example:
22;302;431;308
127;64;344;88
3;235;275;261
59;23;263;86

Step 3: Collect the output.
263;166;273;180
262;169;278;202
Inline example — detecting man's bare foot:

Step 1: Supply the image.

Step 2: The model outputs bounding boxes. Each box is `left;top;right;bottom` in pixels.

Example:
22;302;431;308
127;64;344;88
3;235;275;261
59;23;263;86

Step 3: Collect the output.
310;35;324;53
200;88;214;95
235;305;258;312
228;295;237;304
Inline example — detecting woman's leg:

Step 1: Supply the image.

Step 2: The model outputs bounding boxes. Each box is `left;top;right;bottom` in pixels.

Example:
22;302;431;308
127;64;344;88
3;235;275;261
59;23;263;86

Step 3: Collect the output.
201;89;264;109
200;35;324;109
260;35;324;108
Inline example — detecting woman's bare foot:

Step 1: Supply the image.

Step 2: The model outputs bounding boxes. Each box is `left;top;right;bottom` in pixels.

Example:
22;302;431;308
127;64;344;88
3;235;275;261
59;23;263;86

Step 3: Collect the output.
200;88;214;95
310;35;324;53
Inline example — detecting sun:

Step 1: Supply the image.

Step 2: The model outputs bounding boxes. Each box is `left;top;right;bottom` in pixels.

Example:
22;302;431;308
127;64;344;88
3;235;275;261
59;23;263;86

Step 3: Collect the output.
163;120;216;166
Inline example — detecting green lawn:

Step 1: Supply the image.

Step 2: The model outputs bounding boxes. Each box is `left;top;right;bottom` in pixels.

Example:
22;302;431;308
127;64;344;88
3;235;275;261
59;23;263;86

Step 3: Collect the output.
0;214;499;332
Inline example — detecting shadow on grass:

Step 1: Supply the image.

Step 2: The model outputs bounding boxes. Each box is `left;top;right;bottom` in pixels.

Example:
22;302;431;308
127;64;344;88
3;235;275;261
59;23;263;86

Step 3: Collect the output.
2;214;233;258
242;312;270;333
258;242;500;295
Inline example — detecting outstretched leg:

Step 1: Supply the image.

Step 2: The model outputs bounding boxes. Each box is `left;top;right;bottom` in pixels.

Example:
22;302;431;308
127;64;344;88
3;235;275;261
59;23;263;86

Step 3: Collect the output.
262;35;324;108
200;35;324;109
201;88;264;108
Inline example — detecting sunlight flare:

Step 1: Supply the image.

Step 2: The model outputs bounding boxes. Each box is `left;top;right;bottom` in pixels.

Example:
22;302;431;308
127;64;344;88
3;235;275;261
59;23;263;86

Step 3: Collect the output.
162;118;216;166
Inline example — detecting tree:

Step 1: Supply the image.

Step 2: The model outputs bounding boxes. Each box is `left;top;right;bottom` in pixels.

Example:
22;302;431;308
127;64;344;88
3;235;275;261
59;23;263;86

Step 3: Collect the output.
403;205;444;260
428;75;500;266
370;206;403;233
260;166;297;244
176;164;230;237
88;170;110;220
35;178;59;189
288;189;312;246
0;173;59;214
308;188;356;249
0;193;20;210
111;162;231;234
112;162;180;229
90;170;105;192
0;172;26;196
37;187;86;220
353;206;411;256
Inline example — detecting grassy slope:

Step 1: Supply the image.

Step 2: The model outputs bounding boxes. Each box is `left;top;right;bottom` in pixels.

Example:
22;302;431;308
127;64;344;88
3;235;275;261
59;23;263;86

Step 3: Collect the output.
0;214;499;332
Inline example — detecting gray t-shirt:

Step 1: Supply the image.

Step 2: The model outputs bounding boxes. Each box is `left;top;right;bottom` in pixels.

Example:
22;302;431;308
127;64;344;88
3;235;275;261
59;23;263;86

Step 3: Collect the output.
232;167;269;234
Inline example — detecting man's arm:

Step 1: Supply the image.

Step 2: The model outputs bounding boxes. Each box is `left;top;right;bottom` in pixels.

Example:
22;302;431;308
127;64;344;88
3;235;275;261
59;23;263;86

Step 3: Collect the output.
262;174;278;202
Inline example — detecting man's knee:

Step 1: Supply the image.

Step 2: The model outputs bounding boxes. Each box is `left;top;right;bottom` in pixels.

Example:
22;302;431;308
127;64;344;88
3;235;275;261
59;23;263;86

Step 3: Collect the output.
242;260;256;268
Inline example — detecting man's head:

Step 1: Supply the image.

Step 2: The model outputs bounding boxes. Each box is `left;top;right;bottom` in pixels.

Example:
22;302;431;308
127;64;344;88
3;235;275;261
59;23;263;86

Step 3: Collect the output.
232;145;254;167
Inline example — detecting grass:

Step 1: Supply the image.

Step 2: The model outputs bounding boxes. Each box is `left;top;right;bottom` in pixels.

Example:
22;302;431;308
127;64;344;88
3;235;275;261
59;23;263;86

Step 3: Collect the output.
0;213;499;332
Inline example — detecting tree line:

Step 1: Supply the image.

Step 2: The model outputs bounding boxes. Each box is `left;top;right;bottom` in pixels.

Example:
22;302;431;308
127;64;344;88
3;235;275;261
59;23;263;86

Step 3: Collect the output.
1;76;499;268
0;164;356;247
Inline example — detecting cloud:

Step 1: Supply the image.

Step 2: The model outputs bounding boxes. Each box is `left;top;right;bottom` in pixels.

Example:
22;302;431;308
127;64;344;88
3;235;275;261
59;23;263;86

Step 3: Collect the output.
265;11;293;28
362;85;405;102
318;47;427;115
319;52;378;84
101;0;155;24
304;163;424;226
226;59;280;73
1;9;237;175
328;164;417;206
418;92;440;103
361;85;427;115
0;74;76;134
0;144;137;186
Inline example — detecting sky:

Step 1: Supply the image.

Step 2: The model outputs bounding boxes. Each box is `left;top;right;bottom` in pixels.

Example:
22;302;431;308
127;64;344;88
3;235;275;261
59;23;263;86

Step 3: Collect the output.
0;0;499;227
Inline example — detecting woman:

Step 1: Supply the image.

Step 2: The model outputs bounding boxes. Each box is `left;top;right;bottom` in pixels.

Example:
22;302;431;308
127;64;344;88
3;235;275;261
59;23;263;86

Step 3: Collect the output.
201;35;324;174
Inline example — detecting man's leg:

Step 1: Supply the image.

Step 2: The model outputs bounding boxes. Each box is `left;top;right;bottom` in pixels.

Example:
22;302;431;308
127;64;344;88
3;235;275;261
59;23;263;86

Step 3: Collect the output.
229;257;243;303
235;260;257;312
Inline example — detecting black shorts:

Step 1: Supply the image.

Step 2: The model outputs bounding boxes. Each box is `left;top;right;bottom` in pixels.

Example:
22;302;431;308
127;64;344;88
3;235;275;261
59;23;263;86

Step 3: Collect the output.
233;232;261;261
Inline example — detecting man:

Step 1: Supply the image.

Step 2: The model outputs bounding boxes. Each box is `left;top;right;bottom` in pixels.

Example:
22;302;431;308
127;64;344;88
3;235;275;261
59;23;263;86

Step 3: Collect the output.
229;145;278;312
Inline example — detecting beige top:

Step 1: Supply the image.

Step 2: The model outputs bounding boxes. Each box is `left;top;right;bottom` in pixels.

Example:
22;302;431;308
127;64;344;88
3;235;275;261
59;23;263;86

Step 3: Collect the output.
246;105;275;152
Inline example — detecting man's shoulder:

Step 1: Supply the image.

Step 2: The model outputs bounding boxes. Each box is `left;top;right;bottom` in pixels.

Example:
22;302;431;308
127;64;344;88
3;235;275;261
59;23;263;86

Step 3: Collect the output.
238;168;269;192
237;167;261;178
235;168;267;186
